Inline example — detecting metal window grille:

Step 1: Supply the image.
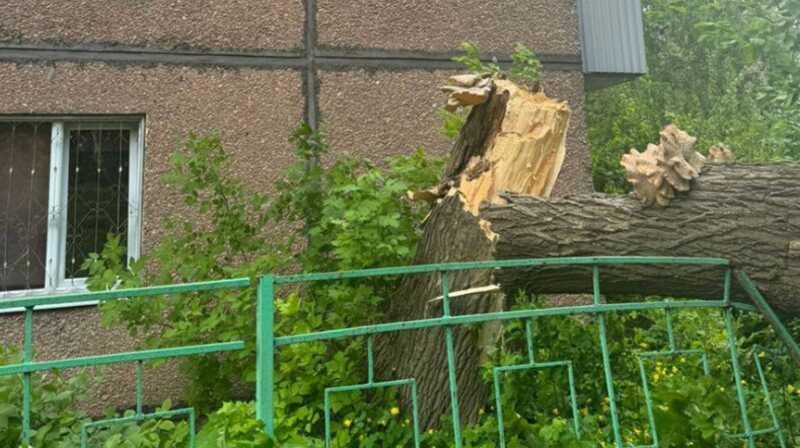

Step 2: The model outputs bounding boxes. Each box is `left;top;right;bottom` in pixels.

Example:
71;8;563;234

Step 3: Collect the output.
0;118;144;302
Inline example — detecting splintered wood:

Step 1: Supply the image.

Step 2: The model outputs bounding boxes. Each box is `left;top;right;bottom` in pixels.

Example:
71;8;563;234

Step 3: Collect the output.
431;76;571;215
457;80;570;214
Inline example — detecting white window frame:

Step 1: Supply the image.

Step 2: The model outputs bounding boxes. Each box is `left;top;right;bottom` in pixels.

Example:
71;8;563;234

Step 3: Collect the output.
0;118;145;309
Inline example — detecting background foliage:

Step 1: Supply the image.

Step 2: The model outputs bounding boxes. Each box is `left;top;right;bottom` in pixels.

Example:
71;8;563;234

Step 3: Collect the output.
588;0;800;193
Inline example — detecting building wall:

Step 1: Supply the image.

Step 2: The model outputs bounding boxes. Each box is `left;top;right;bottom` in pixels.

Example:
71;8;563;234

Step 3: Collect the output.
0;0;590;414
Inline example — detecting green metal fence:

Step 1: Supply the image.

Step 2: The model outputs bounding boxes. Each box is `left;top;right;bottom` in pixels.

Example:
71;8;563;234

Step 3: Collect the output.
2;256;799;447
256;256;800;448
0;278;250;447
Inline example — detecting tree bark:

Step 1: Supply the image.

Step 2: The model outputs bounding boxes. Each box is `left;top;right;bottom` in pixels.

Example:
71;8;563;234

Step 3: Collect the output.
376;79;572;430
484;162;800;315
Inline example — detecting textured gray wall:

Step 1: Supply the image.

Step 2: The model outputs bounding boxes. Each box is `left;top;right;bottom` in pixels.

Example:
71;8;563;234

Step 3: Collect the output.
0;0;305;50
317;0;580;54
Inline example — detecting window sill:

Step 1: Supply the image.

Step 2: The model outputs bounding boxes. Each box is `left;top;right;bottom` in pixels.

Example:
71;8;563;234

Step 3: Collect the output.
0;281;98;314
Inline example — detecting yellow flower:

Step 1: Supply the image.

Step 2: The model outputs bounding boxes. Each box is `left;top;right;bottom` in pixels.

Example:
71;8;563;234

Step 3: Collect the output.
787;384;796;394
427;429;434;434
343;419;352;428
478;408;485;415
652;373;661;383
758;351;766;358
390;407;400;416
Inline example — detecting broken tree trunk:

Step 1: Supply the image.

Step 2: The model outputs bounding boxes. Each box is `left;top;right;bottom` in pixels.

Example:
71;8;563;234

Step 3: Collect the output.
484;161;800;315
376;78;571;430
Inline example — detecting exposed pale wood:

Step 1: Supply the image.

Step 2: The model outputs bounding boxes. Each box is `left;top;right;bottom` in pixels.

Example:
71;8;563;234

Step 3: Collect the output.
425;284;502;308
457;80;570;214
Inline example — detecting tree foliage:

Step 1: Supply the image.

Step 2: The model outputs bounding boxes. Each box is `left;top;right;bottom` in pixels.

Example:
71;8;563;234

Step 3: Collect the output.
589;0;800;192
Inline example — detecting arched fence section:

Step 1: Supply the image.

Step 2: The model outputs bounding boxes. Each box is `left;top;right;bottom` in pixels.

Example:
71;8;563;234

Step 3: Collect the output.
257;257;800;448
1;257;799;447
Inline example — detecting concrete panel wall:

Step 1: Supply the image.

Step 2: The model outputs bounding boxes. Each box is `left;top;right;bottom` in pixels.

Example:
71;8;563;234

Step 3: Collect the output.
0;1;305;51
318;69;455;162
0;61;303;412
0;62;304;248
317;0;580;55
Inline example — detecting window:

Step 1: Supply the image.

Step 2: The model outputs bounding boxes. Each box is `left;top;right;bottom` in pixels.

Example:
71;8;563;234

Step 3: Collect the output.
0;118;144;299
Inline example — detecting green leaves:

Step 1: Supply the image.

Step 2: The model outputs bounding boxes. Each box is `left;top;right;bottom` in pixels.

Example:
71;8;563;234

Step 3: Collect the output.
510;44;542;86
196;402;272;447
589;0;800;193
452;42;501;77
79;124;442;445
451;41;543;87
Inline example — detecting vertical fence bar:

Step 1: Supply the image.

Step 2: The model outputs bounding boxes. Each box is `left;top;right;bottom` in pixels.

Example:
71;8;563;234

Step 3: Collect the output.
324;391;332;448
367;336;375;385
723;269;755;448
135;361;144;416
256;275;275;437
638;358;660;447
493;372;507;447
593;267;623;447
664;303;677;352
188;408;196;448
753;353;786;448
22;306;33;444
440;271;463;448
525;319;536;363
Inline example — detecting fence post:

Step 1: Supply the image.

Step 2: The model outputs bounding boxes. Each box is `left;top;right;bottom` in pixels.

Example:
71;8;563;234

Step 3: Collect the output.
22;306;33;445
256;275;275;438
592;267;623;447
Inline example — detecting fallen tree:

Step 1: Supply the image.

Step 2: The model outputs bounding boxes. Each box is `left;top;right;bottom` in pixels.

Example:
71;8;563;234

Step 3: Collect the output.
377;76;800;429
486;161;800;314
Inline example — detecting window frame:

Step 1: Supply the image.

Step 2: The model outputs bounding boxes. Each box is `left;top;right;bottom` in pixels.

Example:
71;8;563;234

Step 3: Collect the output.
0;118;145;309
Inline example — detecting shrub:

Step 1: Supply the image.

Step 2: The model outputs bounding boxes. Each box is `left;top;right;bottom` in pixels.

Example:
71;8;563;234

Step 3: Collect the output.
84;125;444;429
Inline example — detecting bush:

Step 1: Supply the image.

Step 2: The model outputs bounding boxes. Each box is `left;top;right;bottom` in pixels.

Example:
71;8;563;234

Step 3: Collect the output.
83;124;444;437
0;346;89;447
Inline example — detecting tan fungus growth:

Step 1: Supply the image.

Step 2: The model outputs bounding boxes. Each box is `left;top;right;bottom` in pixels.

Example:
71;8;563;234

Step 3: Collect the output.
621;125;706;207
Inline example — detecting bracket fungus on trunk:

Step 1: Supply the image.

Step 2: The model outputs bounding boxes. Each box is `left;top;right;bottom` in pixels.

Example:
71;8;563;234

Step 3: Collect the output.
621;125;706;207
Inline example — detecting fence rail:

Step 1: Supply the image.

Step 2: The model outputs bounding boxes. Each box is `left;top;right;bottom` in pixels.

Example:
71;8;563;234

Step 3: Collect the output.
0;277;251;447
2;257;799;447
257;256;799;448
